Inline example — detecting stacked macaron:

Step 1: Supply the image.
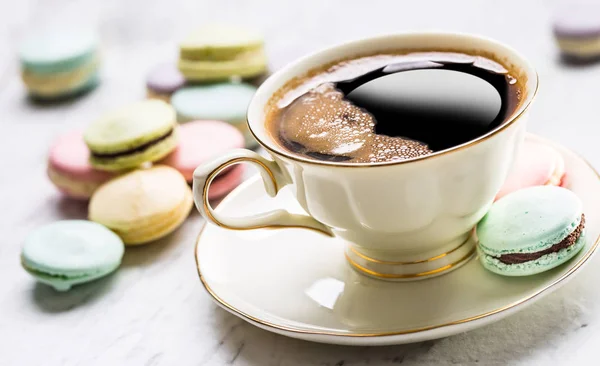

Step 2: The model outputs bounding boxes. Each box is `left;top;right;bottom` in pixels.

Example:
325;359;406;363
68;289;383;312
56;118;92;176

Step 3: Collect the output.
178;24;267;83
19;28;100;100
84;100;178;171
146;25;267;102
44;100;246;246
81;100;195;245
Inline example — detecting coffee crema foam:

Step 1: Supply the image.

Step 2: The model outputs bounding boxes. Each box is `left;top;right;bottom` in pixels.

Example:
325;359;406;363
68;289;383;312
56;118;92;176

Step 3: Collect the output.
266;52;520;163
280;83;432;162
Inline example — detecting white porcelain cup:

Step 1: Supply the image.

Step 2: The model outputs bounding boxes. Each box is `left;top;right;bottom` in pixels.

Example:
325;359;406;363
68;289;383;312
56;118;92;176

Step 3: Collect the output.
193;32;538;280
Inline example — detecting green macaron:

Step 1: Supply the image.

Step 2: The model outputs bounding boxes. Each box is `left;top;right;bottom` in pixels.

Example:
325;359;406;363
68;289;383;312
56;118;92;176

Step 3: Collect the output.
84;100;178;171
178;24;267;82
178;50;267;82
21;220;125;291
477;186;586;276
179;24;264;61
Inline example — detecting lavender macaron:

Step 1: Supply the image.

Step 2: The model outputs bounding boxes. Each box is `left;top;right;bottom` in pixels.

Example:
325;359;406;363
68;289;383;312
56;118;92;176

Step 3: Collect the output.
553;4;600;60
146;63;186;102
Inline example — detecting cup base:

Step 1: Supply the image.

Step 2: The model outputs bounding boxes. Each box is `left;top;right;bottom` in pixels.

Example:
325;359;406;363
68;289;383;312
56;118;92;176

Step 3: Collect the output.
345;233;477;281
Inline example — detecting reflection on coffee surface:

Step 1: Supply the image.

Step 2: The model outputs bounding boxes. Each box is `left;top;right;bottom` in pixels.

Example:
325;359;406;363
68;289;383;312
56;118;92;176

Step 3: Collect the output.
266;52;523;163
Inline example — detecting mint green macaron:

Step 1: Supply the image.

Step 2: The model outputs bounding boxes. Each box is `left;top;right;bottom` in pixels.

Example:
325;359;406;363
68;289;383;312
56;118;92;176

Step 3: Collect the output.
84;100;178;171
477;186;586;276
21;220;125;291
171;83;256;122
171;83;257;147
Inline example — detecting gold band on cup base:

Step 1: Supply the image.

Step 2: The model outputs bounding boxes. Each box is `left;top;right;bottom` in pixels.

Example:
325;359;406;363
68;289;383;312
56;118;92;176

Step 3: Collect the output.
345;235;477;280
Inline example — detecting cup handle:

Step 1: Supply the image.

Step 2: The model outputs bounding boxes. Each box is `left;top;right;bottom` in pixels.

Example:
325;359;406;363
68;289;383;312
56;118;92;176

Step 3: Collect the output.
192;148;333;236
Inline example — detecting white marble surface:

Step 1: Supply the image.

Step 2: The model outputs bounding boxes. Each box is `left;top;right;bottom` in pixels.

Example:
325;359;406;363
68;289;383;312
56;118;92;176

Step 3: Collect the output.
3;0;600;365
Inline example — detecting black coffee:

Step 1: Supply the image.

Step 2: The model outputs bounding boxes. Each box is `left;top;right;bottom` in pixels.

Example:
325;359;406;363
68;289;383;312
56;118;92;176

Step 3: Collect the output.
266;52;522;163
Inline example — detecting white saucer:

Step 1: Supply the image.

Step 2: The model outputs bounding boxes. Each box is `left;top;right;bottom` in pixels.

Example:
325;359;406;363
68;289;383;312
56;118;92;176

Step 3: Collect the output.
195;135;600;346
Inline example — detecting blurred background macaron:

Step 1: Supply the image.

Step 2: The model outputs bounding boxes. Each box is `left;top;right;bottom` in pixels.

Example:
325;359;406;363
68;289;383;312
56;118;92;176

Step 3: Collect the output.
21;220;124;291
19;28;100;100
495;139;565;200
160;120;245;199
171;83;257;147
553;4;600;61
89;166;193;245
84;100;178;171
178;24;267;82
478;186;585;276
47;130;115;200
146;62;186;102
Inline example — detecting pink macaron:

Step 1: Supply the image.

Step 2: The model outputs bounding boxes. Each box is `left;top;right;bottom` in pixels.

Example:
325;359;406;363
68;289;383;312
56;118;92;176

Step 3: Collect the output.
160;120;245;200
495;139;566;200
47;131;115;199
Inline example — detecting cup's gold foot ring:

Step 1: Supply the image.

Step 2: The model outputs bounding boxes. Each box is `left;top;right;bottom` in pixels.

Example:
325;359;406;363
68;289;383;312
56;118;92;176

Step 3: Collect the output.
345;235;477;281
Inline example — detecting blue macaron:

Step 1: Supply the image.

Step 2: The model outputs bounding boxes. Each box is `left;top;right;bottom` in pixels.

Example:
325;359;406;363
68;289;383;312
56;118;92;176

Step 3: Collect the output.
477;186;586;276
171;83;257;146
19;28;100;99
21;220;124;291
171;82;256;121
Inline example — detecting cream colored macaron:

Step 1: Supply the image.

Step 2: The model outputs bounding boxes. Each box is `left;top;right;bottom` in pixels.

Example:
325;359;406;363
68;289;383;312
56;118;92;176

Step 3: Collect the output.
89;165;193;245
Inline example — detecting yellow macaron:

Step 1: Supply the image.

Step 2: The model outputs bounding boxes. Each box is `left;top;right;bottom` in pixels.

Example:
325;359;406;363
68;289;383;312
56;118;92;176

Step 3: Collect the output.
89;165;193;245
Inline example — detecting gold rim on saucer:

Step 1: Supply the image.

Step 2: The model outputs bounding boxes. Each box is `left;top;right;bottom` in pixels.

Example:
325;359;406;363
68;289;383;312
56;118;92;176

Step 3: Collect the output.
344;235;477;280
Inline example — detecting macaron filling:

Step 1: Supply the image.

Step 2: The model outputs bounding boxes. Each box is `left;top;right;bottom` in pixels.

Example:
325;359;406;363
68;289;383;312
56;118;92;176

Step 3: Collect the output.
90;128;174;159
22;263;106;280
495;214;585;264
